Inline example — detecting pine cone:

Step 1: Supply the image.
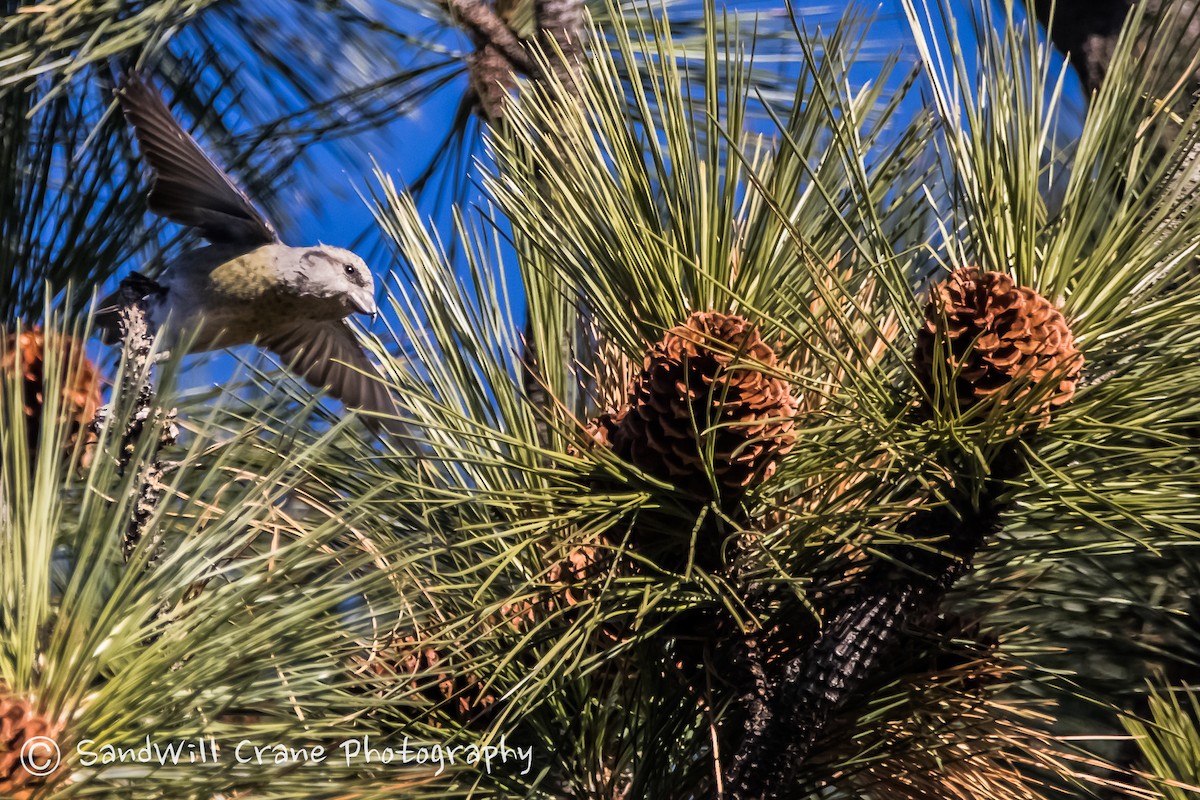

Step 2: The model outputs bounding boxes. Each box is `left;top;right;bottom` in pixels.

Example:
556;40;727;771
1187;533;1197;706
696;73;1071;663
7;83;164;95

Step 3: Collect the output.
0;692;62;798
1;327;103;466
914;268;1082;424
365;634;496;725
502;543;611;635
601;311;798;500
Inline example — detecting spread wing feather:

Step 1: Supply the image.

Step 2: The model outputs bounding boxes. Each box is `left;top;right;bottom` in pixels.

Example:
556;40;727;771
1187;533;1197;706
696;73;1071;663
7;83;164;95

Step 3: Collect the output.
117;73;279;247
261;321;399;428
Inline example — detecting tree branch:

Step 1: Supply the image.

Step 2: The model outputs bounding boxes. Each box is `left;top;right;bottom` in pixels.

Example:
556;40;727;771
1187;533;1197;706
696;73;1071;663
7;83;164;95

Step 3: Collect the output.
445;0;535;75
535;0;587;93
469;41;522;122
725;447;1023;798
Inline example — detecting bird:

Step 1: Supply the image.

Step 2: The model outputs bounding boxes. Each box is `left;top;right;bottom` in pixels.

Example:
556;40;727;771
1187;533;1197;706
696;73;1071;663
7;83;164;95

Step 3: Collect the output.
97;72;396;427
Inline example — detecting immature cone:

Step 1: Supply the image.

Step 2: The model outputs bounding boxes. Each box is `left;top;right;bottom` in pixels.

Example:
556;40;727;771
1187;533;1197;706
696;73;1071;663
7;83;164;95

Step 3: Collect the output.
1;327;103;465
600;312;797;500
502;544;610;635
0;693;61;798
914;268;1082;423
366;634;495;725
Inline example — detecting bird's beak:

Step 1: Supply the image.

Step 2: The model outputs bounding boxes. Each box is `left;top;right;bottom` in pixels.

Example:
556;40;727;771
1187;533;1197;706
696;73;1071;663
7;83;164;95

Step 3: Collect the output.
351;291;378;319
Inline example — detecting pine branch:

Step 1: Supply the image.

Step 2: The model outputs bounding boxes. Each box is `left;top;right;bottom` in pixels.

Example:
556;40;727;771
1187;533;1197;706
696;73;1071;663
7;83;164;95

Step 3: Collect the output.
1027;0;1132;96
446;0;536;76
469;41;521;121
726;446;1024;798
454;0;588;121
535;0;587;93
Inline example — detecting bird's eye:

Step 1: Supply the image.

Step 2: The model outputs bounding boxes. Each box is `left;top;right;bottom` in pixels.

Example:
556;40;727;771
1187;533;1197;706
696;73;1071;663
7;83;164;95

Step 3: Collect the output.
343;264;356;277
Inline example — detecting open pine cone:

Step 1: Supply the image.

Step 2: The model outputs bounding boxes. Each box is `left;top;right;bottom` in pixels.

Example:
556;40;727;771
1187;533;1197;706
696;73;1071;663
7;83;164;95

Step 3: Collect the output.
914;268;1082;425
0;692;61;798
1;327;103;466
592;311;798;501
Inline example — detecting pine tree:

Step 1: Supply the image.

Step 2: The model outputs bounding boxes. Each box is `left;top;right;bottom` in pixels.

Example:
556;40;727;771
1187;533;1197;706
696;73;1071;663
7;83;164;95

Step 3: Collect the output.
2;0;1200;797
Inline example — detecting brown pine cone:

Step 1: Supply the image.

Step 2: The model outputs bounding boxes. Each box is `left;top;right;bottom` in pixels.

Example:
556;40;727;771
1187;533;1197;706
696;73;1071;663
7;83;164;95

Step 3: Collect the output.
595;311;798;501
502;543;612;635
2;327;103;466
0;692;62;798
364;634;496;725
914;268;1082;425
582;408;627;450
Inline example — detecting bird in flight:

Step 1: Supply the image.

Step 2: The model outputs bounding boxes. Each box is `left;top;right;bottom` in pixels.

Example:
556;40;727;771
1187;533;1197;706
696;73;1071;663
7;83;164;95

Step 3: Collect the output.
98;72;396;427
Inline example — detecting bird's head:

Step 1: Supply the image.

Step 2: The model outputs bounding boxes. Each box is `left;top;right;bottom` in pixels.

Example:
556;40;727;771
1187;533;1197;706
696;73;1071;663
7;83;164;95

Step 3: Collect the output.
292;245;378;320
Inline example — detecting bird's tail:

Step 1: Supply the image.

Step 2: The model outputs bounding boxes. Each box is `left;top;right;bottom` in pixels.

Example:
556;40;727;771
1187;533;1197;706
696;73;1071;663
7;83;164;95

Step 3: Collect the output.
94;272;166;345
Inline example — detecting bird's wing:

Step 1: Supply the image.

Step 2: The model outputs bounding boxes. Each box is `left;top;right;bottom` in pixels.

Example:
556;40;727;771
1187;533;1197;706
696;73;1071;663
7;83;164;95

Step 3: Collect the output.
117;73;279;247
261;320;398;423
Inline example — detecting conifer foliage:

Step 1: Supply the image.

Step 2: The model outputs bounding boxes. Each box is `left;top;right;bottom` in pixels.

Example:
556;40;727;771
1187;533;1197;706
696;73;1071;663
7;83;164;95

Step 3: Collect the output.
2;0;1200;798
